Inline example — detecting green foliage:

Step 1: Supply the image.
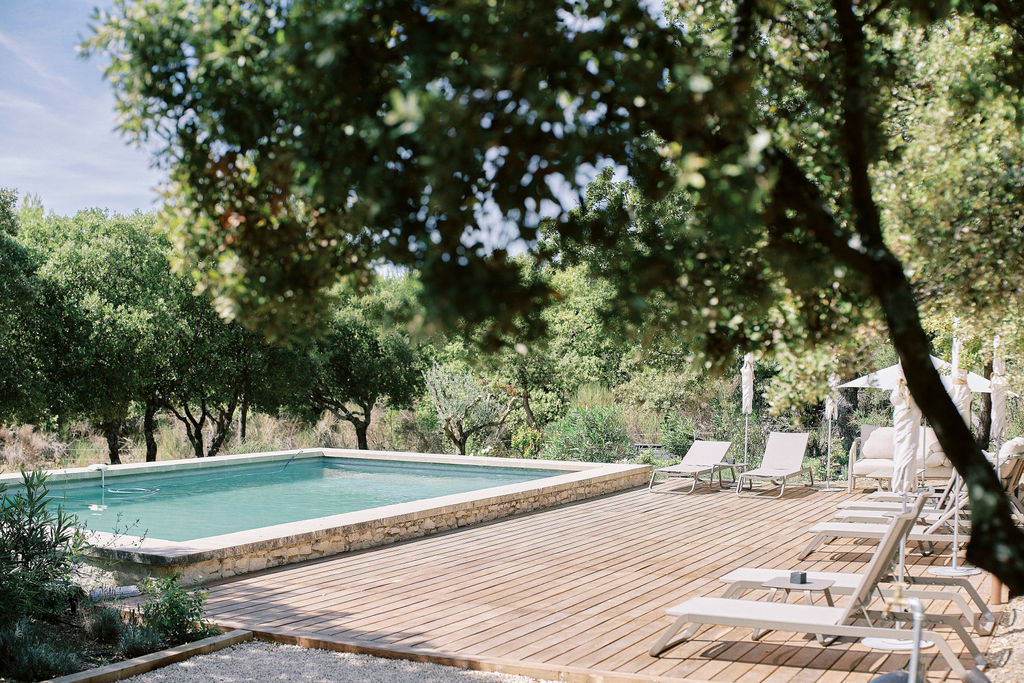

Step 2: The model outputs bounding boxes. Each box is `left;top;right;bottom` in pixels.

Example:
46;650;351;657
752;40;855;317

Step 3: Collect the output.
0;469;86;627
77;0;1024;586
295;312;422;449
661;413;697;459
85;0;672;339
424;362;516;455
116;623;164;658
13;208;184;462
0;619;81;681
0;187;19;236
87;606;126;644
878;18;1024;339
139;574;219;647
0;237;49;424
542;406;630;463
632;449;672;468
509;425;544;459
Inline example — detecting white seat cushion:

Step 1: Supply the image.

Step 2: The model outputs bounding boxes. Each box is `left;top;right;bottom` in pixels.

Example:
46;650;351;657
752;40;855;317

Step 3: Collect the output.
853;458;893;477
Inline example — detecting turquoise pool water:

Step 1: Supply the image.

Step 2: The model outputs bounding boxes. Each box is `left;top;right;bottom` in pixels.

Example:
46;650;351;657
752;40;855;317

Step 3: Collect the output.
41;457;568;542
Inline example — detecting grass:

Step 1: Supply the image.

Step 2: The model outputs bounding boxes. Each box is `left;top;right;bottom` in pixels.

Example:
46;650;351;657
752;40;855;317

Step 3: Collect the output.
4;393;1021;475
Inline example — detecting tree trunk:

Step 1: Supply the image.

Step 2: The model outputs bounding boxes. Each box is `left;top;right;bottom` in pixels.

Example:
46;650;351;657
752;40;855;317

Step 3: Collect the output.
238;393;248;441
101;421;122;465
878;274;1024;593
354;420;370;450
521;385;540;431
820;0;1024;595
978;360;993;450
143;400;159;462
207;429;228;457
207;395;239;458
453;434;468;455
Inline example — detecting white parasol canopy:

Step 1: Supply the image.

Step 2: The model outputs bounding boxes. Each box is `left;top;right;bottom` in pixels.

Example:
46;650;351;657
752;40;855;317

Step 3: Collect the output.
839;355;991;394
741;353;754;415
949;335;973;424
890;369;922;494
992;336;1008;446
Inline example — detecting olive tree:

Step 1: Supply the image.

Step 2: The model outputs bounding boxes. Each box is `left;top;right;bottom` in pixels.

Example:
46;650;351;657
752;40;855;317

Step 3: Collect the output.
424;362;516;455
88;0;1024;590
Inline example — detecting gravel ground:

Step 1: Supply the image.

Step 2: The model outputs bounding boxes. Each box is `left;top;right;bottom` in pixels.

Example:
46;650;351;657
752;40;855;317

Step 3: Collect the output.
122;641;556;683
119;603;1024;683
986;596;1024;681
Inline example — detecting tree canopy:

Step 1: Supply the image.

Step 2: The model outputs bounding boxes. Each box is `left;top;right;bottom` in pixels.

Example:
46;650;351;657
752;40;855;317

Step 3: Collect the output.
295;313;421;449
88;0;1024;590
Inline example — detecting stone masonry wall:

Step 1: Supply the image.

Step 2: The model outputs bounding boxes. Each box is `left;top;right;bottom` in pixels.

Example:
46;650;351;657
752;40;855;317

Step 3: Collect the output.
83;466;649;587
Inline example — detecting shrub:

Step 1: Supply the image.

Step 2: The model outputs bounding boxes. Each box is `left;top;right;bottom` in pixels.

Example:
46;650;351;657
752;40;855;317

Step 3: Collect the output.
0;469;86;627
509;425;544;458
139;575;220;647
117;623;164;658
542;406;630;463
661;413;697;459
0;619;81;680
0;425;69;470
86;606;125;644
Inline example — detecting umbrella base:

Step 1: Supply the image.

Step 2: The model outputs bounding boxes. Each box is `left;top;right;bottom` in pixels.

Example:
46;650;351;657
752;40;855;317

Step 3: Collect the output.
928;565;981;577
861;637;934;651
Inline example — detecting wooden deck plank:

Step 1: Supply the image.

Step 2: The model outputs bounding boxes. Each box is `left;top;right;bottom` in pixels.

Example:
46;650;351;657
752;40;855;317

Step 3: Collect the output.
202;486;993;682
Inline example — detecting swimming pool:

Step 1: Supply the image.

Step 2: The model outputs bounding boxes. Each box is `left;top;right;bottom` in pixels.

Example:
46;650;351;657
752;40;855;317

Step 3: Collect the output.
48;456;570;542
2;449;649;586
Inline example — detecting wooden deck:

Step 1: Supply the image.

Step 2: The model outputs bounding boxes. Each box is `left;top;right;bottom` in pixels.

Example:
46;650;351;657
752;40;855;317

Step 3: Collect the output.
203;483;994;682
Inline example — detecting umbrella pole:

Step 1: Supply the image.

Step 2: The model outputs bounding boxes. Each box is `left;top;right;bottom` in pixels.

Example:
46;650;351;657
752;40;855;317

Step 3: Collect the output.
929;474;979;577
815;413;843;491
743;415;749;467
862;462;932;651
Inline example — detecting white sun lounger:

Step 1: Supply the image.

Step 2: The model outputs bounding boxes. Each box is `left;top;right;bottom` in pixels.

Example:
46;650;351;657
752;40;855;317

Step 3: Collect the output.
798;518;957;560
649;500;985;680
849;472;958;510
831;480;969;526
648;440;733;494
718;568;994;635
735;432;812;497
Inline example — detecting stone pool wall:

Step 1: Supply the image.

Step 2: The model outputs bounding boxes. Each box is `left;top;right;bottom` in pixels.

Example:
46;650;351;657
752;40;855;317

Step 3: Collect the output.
81;456;649;587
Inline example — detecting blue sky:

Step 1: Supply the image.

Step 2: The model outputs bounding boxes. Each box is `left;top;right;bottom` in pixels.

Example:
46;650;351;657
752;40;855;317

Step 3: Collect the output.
0;0;163;216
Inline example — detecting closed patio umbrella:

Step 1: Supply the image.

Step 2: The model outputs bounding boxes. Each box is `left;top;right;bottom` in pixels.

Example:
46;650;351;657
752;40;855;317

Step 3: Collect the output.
890;371;922;495
817;373;843;491
741;353;754;465
950;334;973;425
992;336;1008;448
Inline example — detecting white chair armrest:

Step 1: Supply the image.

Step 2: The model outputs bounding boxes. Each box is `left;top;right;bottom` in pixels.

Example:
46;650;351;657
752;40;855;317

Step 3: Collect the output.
847;437;862;492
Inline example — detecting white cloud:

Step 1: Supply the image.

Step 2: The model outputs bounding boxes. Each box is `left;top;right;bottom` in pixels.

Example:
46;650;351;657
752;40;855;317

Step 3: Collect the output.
0;89;47;111
0;30;73;94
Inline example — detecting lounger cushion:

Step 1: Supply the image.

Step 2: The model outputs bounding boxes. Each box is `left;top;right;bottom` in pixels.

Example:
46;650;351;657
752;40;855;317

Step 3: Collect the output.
852;458;893;477
655;463;713;475
666;597;845;626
